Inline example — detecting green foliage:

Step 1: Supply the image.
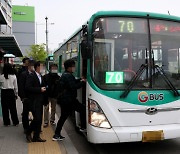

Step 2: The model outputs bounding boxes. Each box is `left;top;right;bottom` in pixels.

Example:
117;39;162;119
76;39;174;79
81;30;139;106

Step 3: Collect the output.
27;44;48;62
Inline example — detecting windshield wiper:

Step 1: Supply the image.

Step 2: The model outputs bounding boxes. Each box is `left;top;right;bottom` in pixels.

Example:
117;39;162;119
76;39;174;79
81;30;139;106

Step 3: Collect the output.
120;64;147;98
120;64;180;98
120;49;148;98
151;49;179;97
120;49;180;98
154;65;180;97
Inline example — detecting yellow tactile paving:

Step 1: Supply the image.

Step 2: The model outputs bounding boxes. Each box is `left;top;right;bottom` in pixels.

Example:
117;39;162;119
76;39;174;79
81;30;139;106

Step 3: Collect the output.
28;126;61;154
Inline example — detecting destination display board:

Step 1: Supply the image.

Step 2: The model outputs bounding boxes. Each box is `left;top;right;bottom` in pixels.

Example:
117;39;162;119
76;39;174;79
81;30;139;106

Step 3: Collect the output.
106;18;147;34
150;20;180;35
101;17;180;35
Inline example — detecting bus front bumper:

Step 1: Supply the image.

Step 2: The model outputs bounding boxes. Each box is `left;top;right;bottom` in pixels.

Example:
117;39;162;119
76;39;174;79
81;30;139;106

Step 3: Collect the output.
87;124;180;143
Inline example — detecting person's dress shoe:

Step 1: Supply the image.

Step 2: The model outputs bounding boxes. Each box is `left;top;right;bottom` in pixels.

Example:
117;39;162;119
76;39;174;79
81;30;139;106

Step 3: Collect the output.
26;134;32;143
4;125;10;127
32;137;46;142
13;124;19;127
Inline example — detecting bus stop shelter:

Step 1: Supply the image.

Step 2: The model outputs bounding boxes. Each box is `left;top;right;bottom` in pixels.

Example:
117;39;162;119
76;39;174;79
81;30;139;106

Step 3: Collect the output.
0;35;22;57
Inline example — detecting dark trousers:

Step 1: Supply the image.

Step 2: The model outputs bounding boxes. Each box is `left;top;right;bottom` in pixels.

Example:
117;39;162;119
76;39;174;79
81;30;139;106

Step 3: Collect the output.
1;89;19;125
28;98;43;138
55;99;86;135
22;98;30;130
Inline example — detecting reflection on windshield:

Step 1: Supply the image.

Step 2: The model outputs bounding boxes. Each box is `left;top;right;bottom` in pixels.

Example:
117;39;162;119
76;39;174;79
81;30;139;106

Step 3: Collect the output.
92;17;180;90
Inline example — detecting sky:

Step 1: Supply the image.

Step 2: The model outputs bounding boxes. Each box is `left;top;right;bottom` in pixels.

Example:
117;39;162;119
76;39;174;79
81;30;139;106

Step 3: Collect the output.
12;0;179;52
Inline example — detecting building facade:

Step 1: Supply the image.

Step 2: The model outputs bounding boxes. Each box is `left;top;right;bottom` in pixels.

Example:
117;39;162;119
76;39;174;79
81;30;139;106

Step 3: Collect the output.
0;0;22;57
12;5;35;56
0;0;12;34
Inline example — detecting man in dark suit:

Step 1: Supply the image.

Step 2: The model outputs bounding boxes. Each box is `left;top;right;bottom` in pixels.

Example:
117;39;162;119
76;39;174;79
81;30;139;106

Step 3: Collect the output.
17;57;29;82
25;61;46;142
18;60;35;134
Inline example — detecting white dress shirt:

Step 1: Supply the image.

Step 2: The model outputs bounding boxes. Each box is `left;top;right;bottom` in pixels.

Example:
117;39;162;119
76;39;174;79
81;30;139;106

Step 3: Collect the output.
0;74;18;96
35;71;42;84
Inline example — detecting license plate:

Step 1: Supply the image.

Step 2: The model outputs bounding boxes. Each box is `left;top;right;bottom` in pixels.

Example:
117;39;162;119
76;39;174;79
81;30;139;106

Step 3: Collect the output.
142;130;164;142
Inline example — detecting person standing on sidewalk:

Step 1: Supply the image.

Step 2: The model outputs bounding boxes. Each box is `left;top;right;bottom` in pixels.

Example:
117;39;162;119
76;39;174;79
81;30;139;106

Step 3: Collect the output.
43;64;60;127
18;60;35;134
0;63;19;126
25;61;46;142
17;57;29;81
52;59;86;141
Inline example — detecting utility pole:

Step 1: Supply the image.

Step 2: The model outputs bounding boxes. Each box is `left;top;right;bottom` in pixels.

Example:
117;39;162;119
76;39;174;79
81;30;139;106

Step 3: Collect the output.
36;21;54;46
45;16;48;54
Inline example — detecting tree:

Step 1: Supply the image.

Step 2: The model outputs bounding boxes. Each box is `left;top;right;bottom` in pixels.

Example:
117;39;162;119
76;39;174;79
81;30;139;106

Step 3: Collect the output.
27;44;48;62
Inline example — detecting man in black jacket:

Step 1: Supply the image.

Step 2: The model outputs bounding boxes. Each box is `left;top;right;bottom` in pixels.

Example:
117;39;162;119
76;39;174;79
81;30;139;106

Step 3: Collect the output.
52;59;86;141
43;64;60;127
17;57;29;81
25;61;46;142
18;60;35;134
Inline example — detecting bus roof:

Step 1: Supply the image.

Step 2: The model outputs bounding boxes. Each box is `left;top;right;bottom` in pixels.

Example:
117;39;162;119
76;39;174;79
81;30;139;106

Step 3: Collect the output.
54;11;180;54
54;27;83;54
89;11;180;21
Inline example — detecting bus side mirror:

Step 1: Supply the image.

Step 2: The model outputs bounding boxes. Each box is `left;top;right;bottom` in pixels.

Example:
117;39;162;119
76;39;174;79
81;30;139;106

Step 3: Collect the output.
80;40;92;59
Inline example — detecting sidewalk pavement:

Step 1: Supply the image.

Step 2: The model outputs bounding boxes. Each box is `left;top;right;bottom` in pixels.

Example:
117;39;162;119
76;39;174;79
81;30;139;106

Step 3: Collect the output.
0;98;28;154
0;98;79;154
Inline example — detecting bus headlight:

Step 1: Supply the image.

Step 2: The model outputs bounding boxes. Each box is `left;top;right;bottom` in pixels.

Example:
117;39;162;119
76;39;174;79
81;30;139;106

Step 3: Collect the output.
88;99;111;129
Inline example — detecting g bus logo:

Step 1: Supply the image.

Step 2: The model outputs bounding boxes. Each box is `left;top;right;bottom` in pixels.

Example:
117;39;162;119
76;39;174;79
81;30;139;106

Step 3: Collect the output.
138;91;164;103
138;91;148;103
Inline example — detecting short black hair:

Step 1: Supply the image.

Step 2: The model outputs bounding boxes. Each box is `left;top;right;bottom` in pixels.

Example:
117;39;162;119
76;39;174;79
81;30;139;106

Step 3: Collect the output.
49;63;58;70
22;57;29;63
64;59;75;70
34;61;40;70
28;60;35;66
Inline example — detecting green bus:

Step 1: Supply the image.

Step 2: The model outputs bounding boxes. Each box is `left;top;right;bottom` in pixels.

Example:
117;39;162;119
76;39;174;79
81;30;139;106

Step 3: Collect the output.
54;11;180;143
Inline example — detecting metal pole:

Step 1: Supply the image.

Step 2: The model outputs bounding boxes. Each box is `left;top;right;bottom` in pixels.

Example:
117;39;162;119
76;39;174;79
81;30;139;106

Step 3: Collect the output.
36;22;37;44
45;17;48;54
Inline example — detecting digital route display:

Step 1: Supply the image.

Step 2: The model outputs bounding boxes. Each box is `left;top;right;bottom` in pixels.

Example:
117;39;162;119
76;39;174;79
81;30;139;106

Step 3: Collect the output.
103;17;180;35
150;20;180;35
106;18;147;34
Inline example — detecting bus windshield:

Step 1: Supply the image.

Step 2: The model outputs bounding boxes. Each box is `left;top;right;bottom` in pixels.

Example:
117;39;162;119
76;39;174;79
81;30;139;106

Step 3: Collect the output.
92;17;180;90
